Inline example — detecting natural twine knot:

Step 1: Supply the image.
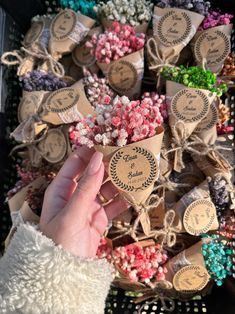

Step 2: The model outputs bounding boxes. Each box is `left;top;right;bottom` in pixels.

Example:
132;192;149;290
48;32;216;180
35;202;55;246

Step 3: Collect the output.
155;174;190;192
152;210;177;248
1;46;65;78
146;37;177;72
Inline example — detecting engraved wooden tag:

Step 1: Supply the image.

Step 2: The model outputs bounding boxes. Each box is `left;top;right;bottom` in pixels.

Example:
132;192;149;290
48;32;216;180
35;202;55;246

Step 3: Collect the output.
45;88;79;113
183;199;217;235
37;129;67;163
173;265;210;292
108;146;158;194
51;9;77;41
194;29;231;66
171;89;210;123
156;10;192;47
195;102;218;132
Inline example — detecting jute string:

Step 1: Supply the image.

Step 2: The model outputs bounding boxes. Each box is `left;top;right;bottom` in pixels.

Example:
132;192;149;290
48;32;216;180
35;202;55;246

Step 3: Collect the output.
1;46;65;77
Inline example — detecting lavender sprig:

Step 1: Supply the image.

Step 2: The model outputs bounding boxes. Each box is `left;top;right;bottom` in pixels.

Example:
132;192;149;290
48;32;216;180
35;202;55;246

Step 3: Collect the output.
20;70;68;92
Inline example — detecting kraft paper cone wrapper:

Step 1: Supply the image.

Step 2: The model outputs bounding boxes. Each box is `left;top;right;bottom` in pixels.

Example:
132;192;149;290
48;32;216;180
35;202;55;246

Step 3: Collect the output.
192;151;233;179
17;17;52;76
101;18;148;34
48;9;95;60
191;24;233;74
172;180;219;234
166;81;216;172
41;80;95;125
17;90;49;123
95;126;164;204
97;48;144;99
165;240;208;284
152;7;204;64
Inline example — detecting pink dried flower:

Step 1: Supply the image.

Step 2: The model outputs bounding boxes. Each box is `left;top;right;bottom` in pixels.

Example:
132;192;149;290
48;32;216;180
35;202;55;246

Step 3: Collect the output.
85;22;145;64
199;11;233;30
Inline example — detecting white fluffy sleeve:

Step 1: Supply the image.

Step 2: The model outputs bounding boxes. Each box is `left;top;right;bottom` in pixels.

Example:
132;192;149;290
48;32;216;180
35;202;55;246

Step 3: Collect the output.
0;224;113;314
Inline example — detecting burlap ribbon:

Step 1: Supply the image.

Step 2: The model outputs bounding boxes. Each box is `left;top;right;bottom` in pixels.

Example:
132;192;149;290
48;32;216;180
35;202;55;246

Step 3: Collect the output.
1;46;65;77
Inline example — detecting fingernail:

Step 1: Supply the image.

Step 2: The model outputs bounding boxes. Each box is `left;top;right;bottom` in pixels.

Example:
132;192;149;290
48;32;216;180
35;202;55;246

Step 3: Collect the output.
87;152;103;175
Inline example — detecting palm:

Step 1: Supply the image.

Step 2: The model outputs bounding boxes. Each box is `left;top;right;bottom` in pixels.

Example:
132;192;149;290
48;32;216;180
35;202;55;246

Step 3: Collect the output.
40;147;128;258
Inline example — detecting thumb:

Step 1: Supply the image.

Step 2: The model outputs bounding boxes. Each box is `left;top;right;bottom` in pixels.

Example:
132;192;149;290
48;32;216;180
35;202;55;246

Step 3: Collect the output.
64;152;104;217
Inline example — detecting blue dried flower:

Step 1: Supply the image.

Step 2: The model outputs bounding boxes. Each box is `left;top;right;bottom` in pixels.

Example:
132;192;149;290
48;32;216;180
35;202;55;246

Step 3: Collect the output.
59;0;97;19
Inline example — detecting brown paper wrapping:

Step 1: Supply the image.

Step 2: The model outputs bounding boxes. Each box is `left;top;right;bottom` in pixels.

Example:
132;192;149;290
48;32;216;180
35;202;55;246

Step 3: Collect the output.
95;126;164;205
17;17;52;76
165;240;207;283
48;10;95;60
192;24;233;74
166;81;216;172
41;80;95;125
192;150;233;179
152;7;204;66
173;180;219;233
101;18;148;34
18;90;49;123
97;48;144;99
193;100;219;145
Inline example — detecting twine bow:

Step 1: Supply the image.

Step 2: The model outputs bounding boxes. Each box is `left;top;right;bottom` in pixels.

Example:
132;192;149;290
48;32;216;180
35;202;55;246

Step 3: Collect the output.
146;37;176;72
155;174;190;192
152;210;177;248
135;281;175;313
10;114;48;143
112;193;163;241
1;46;65;77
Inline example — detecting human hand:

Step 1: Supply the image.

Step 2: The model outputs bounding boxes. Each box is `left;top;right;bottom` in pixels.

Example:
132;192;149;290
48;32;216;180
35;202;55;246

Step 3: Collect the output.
40;147;128;258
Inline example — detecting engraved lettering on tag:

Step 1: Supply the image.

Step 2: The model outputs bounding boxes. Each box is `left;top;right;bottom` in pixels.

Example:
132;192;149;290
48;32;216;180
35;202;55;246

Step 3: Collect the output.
108;61;138;93
109;146;157;193
45;88;79;113
51;9;77;40
157;11;191;47
195;30;230;66
171;89;209;123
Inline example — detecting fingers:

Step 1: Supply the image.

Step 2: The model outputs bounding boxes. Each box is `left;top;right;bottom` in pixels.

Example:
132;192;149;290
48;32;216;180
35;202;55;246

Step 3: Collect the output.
91;207;108;235
104;195;129;221
48;147;94;201
99;180;118;202
64;152;105;220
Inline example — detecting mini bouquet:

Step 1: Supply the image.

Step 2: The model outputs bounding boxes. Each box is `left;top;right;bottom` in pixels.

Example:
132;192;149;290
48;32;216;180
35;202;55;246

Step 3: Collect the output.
41;9;95;74
1;15;54;76
172;180;219;235
147;0;205;76
18;70;68;123
191;11;233;74
95;0;153;33
70;94;165;236
160;65;225;172
97;240;169;290
86;22;145;98
165;235;232;289
59;0;97;19
220;52;235;77
11;80;95;143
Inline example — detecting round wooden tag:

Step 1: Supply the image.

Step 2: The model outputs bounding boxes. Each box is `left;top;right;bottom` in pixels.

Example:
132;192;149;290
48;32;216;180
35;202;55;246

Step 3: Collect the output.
183;199;217;235
72;43;95;67
23;21;44;47
194;29;230;66
18;93;43;122
37;129;67;163
156;10;192;47
173;265;210;292
45;88;79;113
109;146;158;193
171;89;210;123
108;60;138;93
51;9;77;41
